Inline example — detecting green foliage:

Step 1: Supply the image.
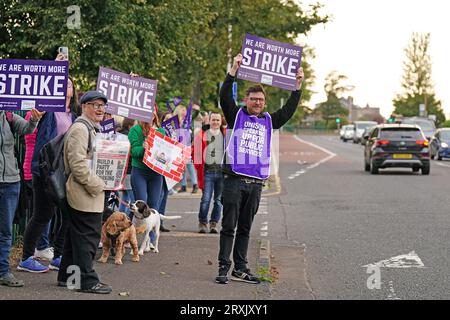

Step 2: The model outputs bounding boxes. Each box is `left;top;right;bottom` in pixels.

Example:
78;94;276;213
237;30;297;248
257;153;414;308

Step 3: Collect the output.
324;70;354;98
440;120;450;128
0;0;328;111
393;33;445;124
316;95;349;120
256;267;274;283
315;71;352;124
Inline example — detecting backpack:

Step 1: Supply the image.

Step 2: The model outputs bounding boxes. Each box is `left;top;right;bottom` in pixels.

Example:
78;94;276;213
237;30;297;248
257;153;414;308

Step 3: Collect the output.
38;118;93;207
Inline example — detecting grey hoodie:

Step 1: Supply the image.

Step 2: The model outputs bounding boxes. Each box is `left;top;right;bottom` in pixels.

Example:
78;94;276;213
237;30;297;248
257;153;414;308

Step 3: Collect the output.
0;111;39;183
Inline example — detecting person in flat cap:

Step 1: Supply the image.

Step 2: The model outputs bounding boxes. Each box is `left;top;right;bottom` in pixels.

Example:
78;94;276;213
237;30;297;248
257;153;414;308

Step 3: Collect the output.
57;90;112;294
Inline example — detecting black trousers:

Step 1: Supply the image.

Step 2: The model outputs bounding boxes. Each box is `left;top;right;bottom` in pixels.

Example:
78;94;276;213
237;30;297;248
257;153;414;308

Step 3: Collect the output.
218;176;263;271
21;174;69;260
57;205;102;290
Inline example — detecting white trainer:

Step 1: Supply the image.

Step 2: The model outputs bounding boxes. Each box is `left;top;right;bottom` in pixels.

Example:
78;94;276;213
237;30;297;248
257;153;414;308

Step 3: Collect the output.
34;247;54;261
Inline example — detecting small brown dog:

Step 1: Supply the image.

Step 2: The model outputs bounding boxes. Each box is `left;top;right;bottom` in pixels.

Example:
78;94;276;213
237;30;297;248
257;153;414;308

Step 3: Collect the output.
98;212;146;265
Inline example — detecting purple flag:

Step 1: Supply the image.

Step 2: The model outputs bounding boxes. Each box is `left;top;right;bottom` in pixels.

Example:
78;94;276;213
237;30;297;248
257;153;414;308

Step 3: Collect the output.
173;96;183;106
165;100;174;113
0;59;68;112
96;66;157;123
237;34;303;91
100;118;116;133
182;98;193;129
161;114;180;141
177;99;193;146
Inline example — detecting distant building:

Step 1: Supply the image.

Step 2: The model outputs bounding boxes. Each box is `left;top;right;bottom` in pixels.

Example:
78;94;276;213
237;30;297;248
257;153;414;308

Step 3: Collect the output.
340;96;384;123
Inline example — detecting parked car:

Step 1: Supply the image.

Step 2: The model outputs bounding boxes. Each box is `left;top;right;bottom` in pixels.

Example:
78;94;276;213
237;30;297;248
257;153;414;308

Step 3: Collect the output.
400;117;436;140
364;124;430;175
353;121;378;144
430;128;450;160
340;124;355;142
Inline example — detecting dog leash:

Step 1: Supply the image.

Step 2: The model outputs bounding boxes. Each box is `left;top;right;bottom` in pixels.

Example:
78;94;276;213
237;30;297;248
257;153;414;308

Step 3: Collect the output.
109;192;131;208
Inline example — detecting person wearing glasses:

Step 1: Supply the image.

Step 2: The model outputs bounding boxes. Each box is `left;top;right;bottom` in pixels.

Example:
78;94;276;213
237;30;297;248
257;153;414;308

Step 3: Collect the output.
216;53;304;285
57;91;112;294
193;112;226;234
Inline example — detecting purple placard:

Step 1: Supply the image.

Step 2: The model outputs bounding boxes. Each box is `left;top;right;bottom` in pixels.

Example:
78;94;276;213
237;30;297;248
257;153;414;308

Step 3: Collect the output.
0;59;68;112
96;67;157;123
237;34;303;91
100;118;116;133
161;114;180;141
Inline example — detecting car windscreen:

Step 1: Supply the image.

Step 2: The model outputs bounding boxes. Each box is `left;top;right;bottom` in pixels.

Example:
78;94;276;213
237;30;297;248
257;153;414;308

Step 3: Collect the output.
357;123;376;130
440;131;450;140
380;128;424;140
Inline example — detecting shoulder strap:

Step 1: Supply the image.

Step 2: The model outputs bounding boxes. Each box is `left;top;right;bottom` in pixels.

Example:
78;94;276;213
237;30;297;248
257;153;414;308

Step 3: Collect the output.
5;112;14;134
74;118;95;152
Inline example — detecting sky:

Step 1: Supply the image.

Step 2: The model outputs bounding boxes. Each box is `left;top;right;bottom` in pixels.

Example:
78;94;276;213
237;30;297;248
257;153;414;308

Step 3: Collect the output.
296;0;450;119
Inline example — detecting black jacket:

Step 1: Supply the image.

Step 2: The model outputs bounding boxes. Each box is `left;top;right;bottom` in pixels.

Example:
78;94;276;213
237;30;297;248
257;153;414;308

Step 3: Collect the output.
219;73;302;178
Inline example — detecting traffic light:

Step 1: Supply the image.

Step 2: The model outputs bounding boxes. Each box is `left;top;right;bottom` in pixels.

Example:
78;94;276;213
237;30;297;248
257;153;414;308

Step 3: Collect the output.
336;117;341;124
388;117;394;123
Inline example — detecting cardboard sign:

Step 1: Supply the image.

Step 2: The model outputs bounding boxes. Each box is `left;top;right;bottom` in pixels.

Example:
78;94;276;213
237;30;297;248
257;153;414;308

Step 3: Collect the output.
0;59;68;111
96;67;157;123
93;133;130;190
237;34;302;91
143;128;191;188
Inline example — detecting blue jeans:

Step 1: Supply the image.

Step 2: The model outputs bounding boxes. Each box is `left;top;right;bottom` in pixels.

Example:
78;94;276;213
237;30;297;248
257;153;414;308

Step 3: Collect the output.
0;182;20;276
119;189;135;219
198;171;224;224
181;161;198;187
36;222;51;251
131;167;163;242
157;180;169;225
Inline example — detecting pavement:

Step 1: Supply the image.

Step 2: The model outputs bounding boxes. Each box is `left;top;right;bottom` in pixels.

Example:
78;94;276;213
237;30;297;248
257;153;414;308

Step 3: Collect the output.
1;178;280;301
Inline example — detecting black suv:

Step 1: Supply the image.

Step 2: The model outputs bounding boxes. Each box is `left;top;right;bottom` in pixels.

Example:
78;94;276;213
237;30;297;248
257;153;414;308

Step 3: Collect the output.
364;124;430;175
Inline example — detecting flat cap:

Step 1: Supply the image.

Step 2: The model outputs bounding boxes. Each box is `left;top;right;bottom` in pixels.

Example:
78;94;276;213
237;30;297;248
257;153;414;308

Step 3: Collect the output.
80;91;108;104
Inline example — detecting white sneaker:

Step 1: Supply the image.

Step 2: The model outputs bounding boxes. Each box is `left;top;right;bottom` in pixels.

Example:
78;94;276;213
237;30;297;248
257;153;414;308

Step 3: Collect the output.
34;247;54;261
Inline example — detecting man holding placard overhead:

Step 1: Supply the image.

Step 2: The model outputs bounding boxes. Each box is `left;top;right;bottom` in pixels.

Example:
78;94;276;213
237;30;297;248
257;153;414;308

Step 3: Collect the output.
216;52;304;285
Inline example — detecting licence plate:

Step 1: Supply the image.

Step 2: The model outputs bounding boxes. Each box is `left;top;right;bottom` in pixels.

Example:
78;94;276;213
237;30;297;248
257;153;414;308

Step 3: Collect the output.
393;154;413;159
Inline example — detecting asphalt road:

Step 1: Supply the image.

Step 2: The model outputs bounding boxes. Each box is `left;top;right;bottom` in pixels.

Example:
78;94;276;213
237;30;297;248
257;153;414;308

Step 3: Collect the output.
2;132;449;301
268;133;450;300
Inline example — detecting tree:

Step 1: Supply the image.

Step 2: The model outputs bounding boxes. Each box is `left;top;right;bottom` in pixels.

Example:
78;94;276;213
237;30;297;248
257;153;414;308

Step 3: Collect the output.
316;71;353;124
393;33;445;124
0;0;329;112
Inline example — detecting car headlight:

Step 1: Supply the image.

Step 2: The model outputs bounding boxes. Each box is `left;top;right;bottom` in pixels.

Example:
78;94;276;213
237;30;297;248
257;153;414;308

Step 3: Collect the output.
441;142;449;148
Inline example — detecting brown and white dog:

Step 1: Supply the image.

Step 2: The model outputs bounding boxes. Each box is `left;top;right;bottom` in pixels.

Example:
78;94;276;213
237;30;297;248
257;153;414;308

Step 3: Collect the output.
130;200;181;255
98;212;146;265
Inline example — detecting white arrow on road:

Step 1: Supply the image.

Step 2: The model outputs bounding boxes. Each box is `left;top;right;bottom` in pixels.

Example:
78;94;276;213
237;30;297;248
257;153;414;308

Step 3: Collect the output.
362;251;425;268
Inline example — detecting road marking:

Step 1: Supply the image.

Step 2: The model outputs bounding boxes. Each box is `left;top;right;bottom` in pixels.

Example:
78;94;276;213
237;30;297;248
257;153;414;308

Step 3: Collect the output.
434;162;450;168
362;251;425;268
260;225;268;231
287;136;337;180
